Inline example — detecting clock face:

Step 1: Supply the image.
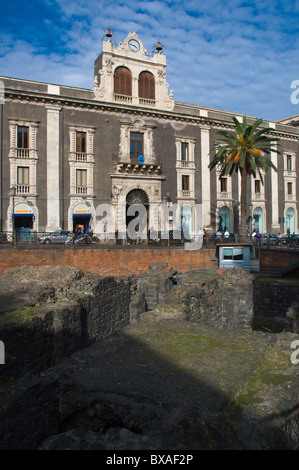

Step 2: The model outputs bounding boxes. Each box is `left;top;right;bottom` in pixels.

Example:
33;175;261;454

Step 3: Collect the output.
128;39;140;52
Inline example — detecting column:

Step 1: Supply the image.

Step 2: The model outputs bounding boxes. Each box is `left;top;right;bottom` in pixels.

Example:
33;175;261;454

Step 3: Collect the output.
270;142;280;231
200;125;211;228
46;105;61;231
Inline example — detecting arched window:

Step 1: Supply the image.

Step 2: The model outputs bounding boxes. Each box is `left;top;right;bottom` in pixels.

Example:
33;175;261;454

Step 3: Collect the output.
181;206;193;238
114;66;132;96
253;207;263;233
138;71;155;100
219;206;230;232
286;207;295;234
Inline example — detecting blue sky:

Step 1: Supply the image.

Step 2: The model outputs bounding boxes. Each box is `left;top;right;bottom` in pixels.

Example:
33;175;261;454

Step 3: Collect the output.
1;0;299;121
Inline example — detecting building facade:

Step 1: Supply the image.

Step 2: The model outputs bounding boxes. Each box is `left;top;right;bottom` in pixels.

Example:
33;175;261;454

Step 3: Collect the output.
0;31;299;238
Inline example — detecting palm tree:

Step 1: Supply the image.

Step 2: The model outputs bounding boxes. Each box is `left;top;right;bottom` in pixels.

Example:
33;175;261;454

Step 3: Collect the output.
208;116;280;239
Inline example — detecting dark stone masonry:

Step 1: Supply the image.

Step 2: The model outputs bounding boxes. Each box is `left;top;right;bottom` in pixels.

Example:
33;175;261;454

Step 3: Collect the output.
0;264;298;450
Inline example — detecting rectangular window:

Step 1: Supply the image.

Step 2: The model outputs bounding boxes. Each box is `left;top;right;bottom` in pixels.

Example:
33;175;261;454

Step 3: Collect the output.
288;182;292;195
223;247;243;261
76;169;87;187
182;175;190;191
17;126;29;149
181;142;189;161
76;132;86;153
220;177;227;192
17;166;29;185
255;180;261;194
130;132;143;159
287;155;292;171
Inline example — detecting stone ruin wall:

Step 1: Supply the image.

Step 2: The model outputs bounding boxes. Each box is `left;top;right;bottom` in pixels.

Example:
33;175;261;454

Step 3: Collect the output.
1;263;298;383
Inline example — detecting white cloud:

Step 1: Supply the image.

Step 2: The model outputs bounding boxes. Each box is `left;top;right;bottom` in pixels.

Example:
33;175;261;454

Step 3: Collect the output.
0;0;299;120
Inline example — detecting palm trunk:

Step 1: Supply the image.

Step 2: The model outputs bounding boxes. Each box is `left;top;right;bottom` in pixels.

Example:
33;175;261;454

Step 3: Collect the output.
240;166;248;239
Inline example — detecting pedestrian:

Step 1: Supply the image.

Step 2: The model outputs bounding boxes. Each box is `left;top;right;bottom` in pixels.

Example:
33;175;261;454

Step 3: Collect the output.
224;228;230;241
216;229;222;241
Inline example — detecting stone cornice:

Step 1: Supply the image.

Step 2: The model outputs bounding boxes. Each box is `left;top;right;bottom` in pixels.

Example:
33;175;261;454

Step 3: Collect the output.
4;87;299;141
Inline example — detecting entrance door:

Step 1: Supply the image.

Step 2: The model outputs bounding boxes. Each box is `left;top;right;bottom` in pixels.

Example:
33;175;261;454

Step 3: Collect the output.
73;215;91;233
126;189;149;241
219;206;230;232
253;207;263;233
286;207;295;234
13;203;34;241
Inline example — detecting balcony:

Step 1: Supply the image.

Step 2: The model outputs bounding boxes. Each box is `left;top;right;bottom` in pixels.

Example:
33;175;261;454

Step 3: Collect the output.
177;190;195;199
75;152;87;162
139;98;155;107
68;152;94;163
176;160;196;170
76;186;88;195
114;94;132;104
217;191;232;200
16;148;30;158
113;155;162;175
16;185;30;194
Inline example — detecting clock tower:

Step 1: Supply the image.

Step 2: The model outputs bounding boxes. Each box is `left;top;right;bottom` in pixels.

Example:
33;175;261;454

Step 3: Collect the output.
93;31;174;111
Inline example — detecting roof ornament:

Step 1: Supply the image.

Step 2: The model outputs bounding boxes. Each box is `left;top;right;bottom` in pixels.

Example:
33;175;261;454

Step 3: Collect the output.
103;24;116;44
153;33;164;54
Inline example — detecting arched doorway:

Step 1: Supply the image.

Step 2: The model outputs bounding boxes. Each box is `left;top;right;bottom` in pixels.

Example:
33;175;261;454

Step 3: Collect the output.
126;189;149;241
14;203;35;241
219;206;230;232
253;207;263;233
286;207;295;234
180;206;193;240
73;203;92;233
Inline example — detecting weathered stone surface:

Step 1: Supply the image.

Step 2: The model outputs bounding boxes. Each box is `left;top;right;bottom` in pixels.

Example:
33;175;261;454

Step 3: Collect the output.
0;265;298;450
36;313;298;451
0;267;137;381
285;300;299;334
39;427;106;450
0;377;60;450
254;278;299;323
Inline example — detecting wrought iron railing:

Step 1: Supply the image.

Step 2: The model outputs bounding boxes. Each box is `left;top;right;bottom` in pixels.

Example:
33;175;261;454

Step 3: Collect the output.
0;231;298;251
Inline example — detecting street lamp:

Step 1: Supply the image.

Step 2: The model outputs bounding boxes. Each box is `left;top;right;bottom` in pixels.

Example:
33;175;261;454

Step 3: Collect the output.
10;186;16;246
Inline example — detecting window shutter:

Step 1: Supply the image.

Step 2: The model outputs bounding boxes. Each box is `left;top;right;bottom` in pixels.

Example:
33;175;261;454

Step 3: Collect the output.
114;67;132;96
138;72;155;100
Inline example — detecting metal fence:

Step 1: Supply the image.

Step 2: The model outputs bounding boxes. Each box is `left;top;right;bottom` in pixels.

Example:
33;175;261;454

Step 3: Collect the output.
0;231;298;250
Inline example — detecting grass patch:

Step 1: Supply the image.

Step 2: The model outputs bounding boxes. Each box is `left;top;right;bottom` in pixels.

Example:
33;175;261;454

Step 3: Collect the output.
0;305;45;325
